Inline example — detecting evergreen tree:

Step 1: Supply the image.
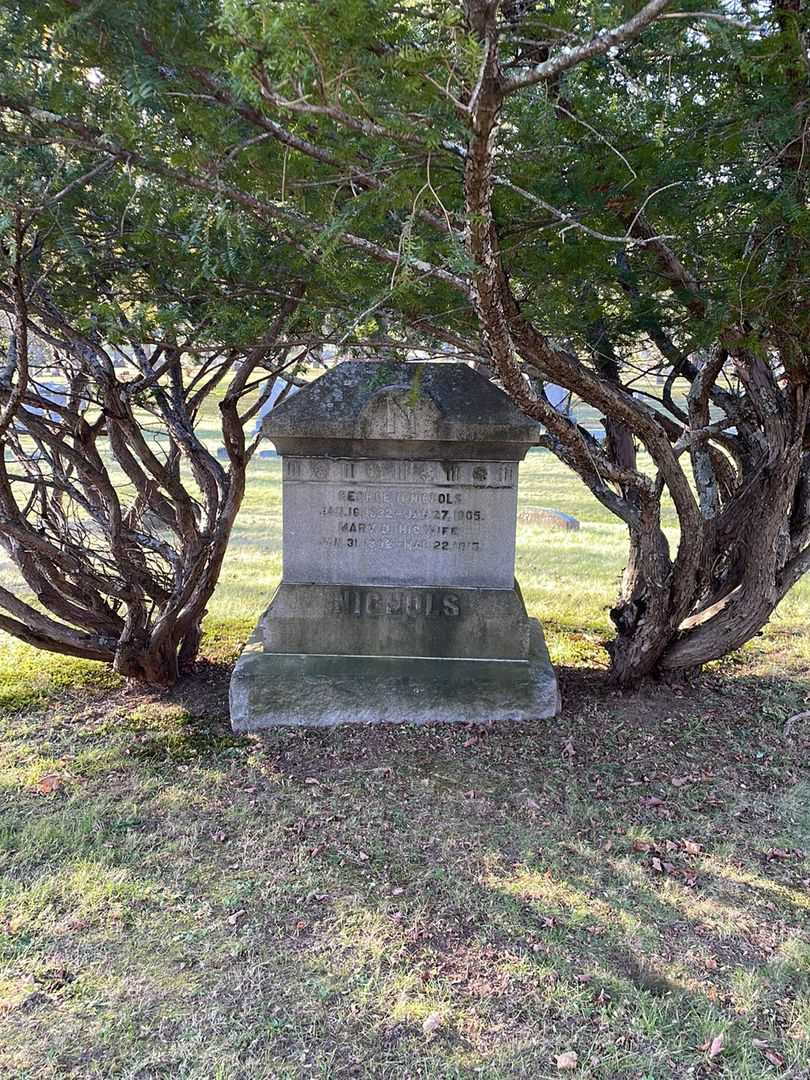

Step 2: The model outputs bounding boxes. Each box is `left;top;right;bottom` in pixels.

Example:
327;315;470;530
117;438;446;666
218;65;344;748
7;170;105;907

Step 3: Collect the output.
2;0;808;683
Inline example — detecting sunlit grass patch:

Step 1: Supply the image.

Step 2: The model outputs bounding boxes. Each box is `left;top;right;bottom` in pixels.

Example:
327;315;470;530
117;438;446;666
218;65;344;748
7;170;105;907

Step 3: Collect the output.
0;859;153;942
785;990;810;1045
487;861;620;932
769;938;810;987
200;616;252;659
0;643;121;714
709;861;810;914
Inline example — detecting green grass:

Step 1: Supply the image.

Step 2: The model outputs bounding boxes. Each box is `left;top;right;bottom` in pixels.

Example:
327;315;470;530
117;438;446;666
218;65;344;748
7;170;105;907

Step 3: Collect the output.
1;451;809;1078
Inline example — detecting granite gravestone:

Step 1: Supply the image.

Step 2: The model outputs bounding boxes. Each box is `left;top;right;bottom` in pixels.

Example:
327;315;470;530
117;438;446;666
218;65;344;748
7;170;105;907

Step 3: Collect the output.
229;361;560;729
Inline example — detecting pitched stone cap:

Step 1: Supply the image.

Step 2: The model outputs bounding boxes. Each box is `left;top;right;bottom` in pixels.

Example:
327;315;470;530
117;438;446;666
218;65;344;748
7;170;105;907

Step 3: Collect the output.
263;361;541;460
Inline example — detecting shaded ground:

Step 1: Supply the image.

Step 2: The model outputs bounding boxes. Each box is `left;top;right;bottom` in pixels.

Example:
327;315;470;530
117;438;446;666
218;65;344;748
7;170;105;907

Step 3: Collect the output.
1;643;808;1079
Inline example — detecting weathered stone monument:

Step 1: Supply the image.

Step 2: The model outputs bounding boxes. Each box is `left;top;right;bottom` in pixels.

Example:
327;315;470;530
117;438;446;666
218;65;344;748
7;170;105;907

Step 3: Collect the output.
230;361;560;729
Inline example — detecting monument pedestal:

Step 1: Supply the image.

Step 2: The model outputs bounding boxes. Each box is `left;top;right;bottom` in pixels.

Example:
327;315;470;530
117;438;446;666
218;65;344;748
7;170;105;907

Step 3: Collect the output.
249;582;534;660
230;621;559;730
230;362;560;729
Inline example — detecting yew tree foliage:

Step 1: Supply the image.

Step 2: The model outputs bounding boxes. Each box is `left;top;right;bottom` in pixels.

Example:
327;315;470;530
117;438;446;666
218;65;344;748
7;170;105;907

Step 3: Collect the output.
0;3;316;685
1;0;809;683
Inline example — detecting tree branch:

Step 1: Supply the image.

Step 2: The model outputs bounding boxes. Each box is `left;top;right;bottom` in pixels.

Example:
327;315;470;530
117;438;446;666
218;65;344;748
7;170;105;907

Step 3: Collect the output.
502;0;673;94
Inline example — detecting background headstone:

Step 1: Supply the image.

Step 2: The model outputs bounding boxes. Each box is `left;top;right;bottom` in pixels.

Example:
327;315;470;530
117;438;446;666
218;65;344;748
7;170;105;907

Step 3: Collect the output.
518;507;580;531
252;376;300;435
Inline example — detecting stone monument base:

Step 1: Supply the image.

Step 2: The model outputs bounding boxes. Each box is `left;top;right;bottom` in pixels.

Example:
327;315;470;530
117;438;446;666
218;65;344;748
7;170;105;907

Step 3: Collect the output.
230;621;560;731
251;582;534;661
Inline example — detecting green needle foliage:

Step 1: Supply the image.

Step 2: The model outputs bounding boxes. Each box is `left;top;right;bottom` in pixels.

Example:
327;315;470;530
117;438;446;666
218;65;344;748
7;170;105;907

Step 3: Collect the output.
0;0;808;683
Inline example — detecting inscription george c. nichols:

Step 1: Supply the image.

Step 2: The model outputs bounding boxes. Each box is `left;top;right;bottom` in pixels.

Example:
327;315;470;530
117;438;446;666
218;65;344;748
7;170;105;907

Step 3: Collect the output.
332;588;461;618
319;487;486;555
280;447;520;587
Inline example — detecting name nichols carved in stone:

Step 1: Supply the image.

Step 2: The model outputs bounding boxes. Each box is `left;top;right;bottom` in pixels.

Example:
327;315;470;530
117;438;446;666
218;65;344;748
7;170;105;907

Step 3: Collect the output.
332;589;461;618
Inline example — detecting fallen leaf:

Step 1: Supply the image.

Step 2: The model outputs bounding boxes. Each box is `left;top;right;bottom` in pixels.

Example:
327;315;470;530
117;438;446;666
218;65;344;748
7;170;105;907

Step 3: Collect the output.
704;957;719;971
683;839;703;856
784;709;810;737
708;1032;725;1058
766;847;791;860
422;1011;443;1036
17;990;50;1012
555;1050;578;1070
671;776;690;787
751;1038;784;1067
33;773;63;795
34;965;74;991
640;795;665;809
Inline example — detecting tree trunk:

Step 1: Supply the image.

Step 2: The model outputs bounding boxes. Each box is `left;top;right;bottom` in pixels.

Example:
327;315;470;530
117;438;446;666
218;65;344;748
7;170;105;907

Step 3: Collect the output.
608;443;809;684
113;639;179;688
608;505;676;685
178;617;204;673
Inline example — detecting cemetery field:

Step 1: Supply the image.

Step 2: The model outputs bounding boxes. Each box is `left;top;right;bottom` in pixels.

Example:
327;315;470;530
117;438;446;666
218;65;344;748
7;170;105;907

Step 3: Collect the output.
1;452;809;1079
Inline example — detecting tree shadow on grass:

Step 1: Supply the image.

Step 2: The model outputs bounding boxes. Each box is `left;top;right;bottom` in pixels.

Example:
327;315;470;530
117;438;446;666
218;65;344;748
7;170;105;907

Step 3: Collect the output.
2;659;808;1078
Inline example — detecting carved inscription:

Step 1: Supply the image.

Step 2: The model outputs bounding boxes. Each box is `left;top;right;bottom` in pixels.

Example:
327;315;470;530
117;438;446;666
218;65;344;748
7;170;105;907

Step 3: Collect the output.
283;458;516;487
284;457;513;557
321;488;482;554
281;456;519;588
332;589;461;617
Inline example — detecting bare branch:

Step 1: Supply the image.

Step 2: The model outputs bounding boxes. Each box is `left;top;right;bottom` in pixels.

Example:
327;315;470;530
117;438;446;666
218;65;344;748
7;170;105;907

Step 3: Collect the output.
503;0;673;94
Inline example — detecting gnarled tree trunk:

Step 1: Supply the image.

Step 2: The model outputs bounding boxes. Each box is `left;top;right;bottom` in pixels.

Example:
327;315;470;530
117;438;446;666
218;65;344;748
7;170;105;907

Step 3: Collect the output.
0;222;305;686
458;0;810;685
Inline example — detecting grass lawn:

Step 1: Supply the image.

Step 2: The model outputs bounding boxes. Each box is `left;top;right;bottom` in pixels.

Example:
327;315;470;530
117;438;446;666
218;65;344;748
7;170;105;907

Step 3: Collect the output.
1;451;809;1079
